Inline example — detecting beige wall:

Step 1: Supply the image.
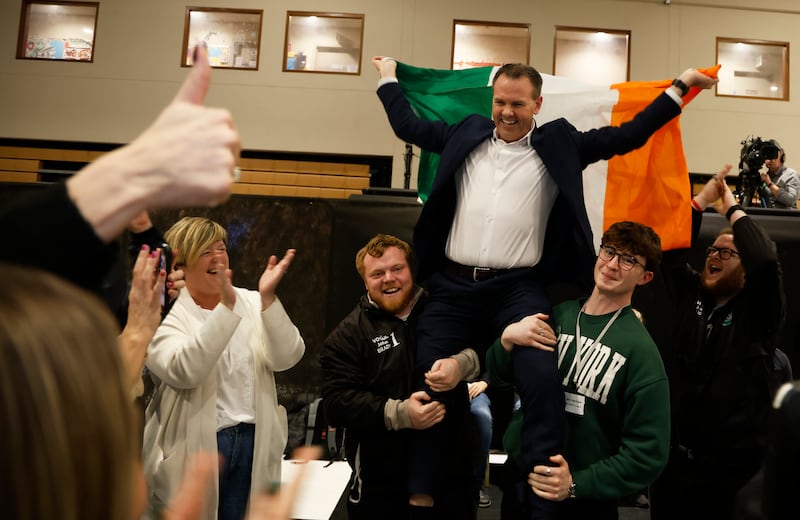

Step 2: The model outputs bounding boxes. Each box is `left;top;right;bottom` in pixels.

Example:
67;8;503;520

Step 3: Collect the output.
1;0;799;188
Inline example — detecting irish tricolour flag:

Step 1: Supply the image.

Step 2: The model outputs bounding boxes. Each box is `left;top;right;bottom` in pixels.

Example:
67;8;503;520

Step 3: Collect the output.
396;62;719;251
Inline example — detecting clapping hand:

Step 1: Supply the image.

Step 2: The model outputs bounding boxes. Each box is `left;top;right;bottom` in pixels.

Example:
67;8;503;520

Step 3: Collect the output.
259;249;296;310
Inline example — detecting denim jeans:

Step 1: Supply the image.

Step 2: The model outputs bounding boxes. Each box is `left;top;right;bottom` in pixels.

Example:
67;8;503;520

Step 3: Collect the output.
217;422;255;520
470;392;492;483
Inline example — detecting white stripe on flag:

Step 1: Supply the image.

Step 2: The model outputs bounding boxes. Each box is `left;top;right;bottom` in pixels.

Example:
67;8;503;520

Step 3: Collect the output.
538;74;619;251
488;66;501;86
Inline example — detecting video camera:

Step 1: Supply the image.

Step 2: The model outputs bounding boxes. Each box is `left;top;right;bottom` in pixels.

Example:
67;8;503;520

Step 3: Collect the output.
739;136;781;176
736;136;781;207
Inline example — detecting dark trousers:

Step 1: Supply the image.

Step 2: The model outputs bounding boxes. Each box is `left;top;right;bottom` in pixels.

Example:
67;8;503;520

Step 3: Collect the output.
411;268;564;519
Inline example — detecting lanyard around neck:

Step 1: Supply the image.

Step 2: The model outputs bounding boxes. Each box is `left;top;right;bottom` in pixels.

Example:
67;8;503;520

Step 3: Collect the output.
573;306;623;384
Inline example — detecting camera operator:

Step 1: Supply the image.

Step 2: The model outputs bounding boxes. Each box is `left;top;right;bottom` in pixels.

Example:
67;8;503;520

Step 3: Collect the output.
759;140;799;209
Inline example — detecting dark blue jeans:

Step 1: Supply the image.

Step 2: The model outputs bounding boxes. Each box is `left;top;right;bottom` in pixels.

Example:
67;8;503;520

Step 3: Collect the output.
217;422;255;520
471;392;493;484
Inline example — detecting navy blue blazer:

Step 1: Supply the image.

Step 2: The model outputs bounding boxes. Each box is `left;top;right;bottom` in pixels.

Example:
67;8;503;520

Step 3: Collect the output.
377;82;682;290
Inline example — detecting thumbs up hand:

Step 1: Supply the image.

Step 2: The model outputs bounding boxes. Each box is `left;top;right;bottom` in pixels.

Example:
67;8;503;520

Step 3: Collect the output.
176;44;213;105
127;44;241;208
66;45;242;243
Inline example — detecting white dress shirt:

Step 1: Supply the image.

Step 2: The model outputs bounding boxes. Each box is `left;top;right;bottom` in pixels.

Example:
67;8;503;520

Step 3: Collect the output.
445;128;558;268
211;306;257;430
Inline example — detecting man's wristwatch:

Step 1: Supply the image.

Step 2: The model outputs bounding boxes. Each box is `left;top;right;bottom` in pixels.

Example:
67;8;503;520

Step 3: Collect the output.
568;480;577;499
671;78;689;97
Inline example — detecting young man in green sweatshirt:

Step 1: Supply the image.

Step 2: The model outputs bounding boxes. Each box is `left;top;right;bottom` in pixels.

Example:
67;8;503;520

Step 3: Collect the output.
487;220;670;520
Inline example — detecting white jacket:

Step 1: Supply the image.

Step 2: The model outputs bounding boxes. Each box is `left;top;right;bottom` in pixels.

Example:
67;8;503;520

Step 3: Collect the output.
142;287;304;519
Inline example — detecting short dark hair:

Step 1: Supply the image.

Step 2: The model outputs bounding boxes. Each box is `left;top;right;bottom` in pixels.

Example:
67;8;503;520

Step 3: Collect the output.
492;63;543;97
355;234;414;279
601;221;662;270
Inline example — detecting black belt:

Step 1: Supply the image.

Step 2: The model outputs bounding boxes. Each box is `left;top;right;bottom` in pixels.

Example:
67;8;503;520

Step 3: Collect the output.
444;259;528;282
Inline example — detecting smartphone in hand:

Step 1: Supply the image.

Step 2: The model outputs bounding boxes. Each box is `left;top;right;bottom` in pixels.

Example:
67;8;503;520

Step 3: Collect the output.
157;242;173;317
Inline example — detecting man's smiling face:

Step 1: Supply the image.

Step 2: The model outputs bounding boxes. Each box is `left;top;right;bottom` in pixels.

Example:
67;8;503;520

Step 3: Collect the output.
492;74;542;143
700;233;745;299
362;246;414;317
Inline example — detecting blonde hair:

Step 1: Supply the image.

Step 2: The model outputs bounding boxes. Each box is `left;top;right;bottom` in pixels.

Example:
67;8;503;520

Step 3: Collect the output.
0;263;136;520
164;216;227;268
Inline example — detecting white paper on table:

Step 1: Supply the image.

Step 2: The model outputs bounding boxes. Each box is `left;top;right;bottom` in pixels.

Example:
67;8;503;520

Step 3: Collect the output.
489;452;508;465
281;459;352;519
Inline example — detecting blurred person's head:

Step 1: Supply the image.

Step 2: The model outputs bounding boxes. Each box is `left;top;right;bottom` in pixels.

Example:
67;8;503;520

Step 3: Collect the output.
0;263;141;520
355;234;415;316
701;228;746;304
491;63;543;143
165;216;228;303
593;221;661;301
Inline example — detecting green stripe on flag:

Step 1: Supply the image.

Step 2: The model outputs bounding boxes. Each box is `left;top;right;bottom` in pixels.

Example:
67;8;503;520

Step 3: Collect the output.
395;62;495;201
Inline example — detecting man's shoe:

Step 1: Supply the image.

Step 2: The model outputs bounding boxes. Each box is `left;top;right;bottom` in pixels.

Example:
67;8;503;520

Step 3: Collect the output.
478;487;492;508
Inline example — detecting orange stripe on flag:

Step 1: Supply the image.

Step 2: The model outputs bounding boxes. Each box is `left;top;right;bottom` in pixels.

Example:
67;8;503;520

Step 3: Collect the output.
604;65;720;250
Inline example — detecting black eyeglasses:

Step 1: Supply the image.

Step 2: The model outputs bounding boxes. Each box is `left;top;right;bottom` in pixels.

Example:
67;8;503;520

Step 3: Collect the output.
706;246;740;260
598;245;645;271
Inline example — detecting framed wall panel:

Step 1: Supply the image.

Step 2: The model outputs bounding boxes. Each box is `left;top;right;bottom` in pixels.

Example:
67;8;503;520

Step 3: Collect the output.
553;26;630;86
182;7;263;70
716;37;789;100
16;1;99;62
451;20;530;70
283;11;364;74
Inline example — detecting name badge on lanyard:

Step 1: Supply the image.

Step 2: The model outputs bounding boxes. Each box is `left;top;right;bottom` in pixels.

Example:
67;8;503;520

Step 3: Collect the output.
568;305;623;416
565;392;586;416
